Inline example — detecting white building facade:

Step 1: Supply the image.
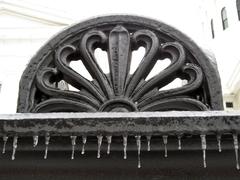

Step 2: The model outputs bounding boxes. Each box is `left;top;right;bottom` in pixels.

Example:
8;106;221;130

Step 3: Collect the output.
0;0;72;113
198;0;240;110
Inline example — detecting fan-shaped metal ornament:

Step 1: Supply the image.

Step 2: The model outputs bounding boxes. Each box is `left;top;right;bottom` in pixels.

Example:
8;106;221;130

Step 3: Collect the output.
17;15;223;113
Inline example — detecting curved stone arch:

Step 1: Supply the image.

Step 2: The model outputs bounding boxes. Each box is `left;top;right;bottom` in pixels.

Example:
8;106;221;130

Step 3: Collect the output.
17;15;223;113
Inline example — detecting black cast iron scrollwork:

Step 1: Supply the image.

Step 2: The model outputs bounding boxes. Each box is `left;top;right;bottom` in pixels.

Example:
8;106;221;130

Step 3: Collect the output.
17;16;223;112
33;26;206;112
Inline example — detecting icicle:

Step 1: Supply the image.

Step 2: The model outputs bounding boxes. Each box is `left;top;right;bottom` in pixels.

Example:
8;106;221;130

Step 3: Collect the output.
200;134;207;168
123;135;127;159
146;135;151;151
106;135;112;155
177;135;182;150
33;135;38;148
135;135;141;168
97;135;103;159
11;136;18;160
2;135;8;154
162;135;168;158
44;133;50;159
216;134;222;152
81;136;87;155
233;134;239;170
70;136;77;160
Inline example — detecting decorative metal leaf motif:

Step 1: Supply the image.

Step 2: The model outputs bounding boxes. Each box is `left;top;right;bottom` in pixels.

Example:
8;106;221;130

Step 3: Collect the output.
33;25;208;112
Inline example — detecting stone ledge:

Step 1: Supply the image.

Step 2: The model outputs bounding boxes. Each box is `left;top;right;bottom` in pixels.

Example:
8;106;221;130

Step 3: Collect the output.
0;111;240;136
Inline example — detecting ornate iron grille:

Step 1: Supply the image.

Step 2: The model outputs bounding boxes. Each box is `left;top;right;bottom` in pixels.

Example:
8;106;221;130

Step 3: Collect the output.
17;15;223;113
3;16;239;176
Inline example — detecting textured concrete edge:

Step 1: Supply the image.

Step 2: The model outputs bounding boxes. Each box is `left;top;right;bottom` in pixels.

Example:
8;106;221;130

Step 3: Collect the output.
1;111;240;119
0;111;239;136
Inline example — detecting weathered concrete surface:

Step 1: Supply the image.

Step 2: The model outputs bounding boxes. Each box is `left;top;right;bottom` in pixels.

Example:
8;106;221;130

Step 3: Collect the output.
0;111;240;136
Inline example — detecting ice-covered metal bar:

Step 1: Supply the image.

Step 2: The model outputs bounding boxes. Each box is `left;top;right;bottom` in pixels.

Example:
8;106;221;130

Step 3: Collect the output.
0;111;240;136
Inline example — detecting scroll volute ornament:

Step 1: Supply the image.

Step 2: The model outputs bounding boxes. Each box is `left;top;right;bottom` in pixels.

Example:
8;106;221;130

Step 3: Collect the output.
17;16;223;112
33;26;206;112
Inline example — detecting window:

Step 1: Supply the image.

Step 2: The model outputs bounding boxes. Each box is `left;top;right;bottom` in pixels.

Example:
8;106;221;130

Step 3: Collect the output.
211;19;215;38
226;102;233;108
237;0;240;20
221;7;228;30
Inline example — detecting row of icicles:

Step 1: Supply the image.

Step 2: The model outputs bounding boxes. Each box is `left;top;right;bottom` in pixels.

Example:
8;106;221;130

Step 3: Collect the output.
1;134;239;169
